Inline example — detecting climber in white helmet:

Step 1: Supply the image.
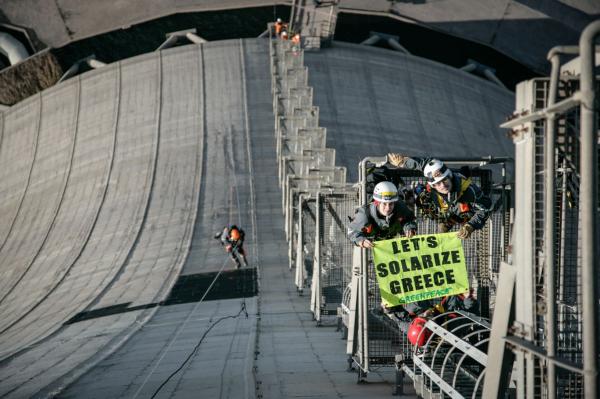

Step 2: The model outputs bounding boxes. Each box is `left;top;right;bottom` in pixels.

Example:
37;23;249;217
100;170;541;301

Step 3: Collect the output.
387;154;492;239
347;181;417;248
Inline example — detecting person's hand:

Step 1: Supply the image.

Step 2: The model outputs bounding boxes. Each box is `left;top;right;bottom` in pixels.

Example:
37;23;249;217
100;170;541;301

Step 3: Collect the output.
359;239;374;248
405;229;416;238
226;245;232;252
457;224;474;239
387;153;408;168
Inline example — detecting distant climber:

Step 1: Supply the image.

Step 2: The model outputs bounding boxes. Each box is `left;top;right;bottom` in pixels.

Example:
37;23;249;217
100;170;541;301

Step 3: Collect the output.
291;33;301;51
274;18;288;36
214;225;248;268
347;181;417;249
387;154;492;239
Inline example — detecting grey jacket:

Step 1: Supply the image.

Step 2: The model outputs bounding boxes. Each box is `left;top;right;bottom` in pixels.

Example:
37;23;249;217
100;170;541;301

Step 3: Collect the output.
347;202;417;246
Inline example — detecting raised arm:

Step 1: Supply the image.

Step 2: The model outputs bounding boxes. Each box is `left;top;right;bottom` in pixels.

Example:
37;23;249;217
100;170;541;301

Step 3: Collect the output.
387;154;433;172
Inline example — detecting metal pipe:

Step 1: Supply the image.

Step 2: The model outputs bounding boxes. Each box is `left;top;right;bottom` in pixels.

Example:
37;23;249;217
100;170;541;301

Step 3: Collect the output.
58;62;80;83
87;59;106;69
359;158;369;371
440;156;513;164
547;45;579;60
357;156;394;374
361;34;380;46
312;192;321;319
504;335;586;374
296;195;305;290
386;38;409;54
544;45;562;399
473;370;486;399
0;32;28;65
578;20;600;399
460;63;477;72
289;1;296;34
185;32;207;44
156;34;178;51
482;68;508;90
558;159;567;331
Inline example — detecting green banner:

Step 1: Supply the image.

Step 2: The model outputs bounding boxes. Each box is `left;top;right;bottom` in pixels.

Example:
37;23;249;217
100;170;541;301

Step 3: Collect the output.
372;233;469;306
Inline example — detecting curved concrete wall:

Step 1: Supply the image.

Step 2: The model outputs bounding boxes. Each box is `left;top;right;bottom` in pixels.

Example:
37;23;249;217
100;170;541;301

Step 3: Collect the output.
0;42;207;398
305;43;514;181
0;38;513;397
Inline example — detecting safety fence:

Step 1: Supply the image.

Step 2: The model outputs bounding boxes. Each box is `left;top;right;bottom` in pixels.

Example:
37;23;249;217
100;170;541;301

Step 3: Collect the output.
270;20;599;399
269;27;352;303
344;157;512;396
310;189;357;326
486;22;600;399
289;0;338;49
270;24;517;397
407;312;492;398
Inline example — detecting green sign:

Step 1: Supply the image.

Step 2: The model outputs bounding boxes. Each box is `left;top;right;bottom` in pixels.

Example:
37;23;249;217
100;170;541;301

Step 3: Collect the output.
372;233;469;306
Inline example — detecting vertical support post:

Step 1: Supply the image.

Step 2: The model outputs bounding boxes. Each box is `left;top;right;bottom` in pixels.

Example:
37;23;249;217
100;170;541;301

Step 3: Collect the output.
311;192;322;320
558;157;567;312
544;49;561;399
289;0;297;33
511;80;538;396
346;246;361;356
359;158;370;372
482;262;516;397
296;194;305;291
579;21;600;399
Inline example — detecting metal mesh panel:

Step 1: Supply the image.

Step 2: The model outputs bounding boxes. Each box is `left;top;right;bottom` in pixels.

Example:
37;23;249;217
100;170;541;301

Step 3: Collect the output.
308;166;346;184
314;192;357;324
288;190;301;269
554;104;584;399
406;314;491;398
533;82;548;354
298;198;317;289
529;77;590;398
272;31;349;283
358;168;510;368
486;210;507;310
365;255;403;364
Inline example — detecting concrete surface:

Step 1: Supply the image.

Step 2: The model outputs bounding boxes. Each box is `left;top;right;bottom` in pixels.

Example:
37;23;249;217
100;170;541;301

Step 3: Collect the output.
0;42;208;398
0;37;516;397
304;42;515;182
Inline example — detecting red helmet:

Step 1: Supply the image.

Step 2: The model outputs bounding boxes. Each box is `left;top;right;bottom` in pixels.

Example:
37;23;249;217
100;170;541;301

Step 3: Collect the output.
407;317;432;347
230;228;241;241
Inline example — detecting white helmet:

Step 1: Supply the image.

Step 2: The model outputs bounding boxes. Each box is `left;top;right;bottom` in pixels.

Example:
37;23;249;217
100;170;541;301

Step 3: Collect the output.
277;18;282;23
423;159;452;184
373;181;399;203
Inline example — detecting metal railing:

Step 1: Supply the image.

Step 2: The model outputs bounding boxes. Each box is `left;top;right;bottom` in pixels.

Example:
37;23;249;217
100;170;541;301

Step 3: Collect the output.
407;312;492;399
346;156;512;393
311;189;357;325
269;25;349;301
485;20;600;398
289;0;338;49
266;19;600;399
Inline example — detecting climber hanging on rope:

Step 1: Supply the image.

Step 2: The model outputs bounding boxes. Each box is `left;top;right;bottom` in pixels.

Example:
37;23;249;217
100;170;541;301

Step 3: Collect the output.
214;225;249;269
